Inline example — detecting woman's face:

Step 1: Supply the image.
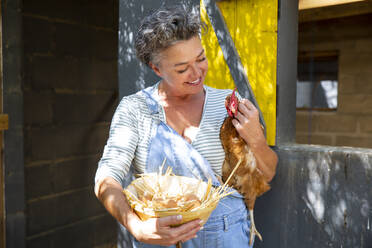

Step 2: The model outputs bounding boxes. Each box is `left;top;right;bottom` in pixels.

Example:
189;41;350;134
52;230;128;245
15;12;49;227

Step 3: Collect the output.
150;36;208;96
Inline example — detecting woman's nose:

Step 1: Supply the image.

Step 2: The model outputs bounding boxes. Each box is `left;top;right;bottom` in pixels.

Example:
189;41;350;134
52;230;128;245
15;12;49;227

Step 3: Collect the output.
190;63;202;78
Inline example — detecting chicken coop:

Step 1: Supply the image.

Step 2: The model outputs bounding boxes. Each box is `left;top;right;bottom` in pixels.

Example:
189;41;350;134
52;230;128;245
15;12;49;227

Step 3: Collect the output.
1;0;372;247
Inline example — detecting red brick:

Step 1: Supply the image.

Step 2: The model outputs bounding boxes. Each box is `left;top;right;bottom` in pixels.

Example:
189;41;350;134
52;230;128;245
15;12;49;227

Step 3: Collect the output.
52;155;100;193
25;56;79;90
92;215;117;247
25;127;57;161
354;71;372;94
26;215;116;248
338;94;372;114
24;90;53;125
296;112;316;133
315;114;357;133
55;23;92;58
85;0;116;28
355;38;372;52
23;16;53;54
54;124;110;159
340;52;372;75
296;134;309;144
87;59;118;90
359;116;372;133
25;124;110;161
23;0;85;24
27;188;105;235
336;135;372;149
53;93;117;125
25;164;52;200
338;73;356;94
55;23;116;60
309;134;334;146
296;134;333;146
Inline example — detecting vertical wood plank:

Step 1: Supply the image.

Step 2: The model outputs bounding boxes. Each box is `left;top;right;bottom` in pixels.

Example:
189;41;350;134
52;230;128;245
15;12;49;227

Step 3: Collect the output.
0;0;5;245
200;1;236;90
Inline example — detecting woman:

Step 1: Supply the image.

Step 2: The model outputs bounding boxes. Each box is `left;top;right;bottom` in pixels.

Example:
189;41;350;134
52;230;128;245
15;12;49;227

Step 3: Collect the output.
95;5;277;248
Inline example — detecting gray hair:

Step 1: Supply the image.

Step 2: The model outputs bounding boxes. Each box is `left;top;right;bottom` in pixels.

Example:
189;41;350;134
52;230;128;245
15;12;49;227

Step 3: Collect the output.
135;5;206;66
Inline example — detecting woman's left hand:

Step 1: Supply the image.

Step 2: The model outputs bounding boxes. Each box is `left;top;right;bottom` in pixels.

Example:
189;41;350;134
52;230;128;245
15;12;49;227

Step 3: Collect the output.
231;98;278;182
231;99;266;147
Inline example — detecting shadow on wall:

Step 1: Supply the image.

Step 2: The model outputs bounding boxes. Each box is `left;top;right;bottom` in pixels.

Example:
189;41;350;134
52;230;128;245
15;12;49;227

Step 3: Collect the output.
255;145;372;248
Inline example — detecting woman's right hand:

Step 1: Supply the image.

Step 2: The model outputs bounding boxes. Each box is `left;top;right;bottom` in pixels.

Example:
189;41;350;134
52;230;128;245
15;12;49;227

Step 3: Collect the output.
95;177;202;246
131;215;202;246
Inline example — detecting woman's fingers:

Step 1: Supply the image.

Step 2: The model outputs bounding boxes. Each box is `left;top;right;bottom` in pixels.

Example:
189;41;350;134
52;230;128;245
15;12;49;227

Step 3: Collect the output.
238;100;251;114
172;220;201;243
242;98;256;110
171;219;201;235
157;215;183;227
233;111;245;126
239;99;258;116
234;99;259;124
232;98;265;145
178;227;200;243
153;217;201;245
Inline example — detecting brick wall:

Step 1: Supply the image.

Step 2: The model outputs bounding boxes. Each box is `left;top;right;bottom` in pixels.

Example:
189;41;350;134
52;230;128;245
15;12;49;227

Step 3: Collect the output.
296;13;372;148
22;1;118;247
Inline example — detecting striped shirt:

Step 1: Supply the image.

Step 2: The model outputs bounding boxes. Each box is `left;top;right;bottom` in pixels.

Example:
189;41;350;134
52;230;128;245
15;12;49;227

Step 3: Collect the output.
95;83;234;185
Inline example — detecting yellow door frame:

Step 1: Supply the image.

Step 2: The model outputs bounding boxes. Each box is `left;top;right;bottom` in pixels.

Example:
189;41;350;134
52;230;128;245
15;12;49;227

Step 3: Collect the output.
201;0;278;146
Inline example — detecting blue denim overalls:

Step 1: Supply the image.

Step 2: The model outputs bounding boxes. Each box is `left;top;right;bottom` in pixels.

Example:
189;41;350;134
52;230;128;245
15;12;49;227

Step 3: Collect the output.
129;87;254;248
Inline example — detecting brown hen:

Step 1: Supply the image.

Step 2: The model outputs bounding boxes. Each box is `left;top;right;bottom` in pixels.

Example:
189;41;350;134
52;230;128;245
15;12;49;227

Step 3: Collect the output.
219;89;270;245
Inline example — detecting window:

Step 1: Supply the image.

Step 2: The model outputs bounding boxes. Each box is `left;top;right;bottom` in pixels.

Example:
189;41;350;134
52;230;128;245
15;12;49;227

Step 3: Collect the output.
296;53;338;110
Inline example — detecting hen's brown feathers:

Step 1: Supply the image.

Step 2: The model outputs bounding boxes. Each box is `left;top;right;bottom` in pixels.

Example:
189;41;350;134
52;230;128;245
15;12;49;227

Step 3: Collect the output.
220;92;270;244
220;117;270;210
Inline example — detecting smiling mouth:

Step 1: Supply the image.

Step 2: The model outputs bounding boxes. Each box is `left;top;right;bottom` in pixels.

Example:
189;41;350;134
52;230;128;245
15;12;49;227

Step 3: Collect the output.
186;77;201;86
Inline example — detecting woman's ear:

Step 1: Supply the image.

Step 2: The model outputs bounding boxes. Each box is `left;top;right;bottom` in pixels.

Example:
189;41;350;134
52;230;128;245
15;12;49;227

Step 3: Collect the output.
149;62;162;77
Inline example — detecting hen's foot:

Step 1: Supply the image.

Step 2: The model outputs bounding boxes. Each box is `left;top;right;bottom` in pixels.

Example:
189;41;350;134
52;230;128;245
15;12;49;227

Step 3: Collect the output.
249;209;263;246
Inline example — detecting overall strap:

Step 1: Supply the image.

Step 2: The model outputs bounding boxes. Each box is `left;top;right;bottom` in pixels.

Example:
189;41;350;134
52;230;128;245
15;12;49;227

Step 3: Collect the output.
140;86;221;187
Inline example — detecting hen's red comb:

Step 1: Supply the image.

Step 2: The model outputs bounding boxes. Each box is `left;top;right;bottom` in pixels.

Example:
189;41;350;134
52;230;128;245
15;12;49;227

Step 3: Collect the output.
226;88;238;117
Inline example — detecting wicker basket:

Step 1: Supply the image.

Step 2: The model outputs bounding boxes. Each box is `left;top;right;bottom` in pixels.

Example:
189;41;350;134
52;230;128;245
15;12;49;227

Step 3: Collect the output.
123;168;233;226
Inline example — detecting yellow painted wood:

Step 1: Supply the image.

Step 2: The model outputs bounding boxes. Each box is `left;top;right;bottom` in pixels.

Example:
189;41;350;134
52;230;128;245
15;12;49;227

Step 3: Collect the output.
200;2;235;91
200;0;278;145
